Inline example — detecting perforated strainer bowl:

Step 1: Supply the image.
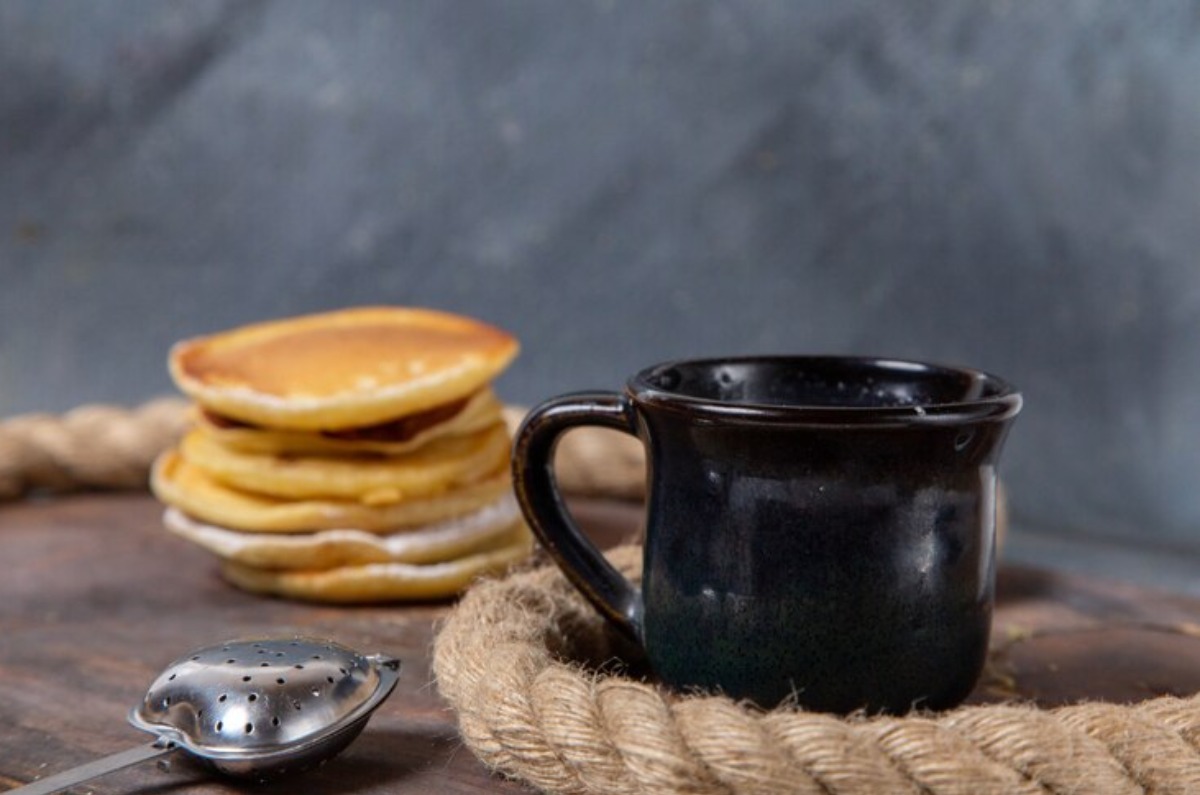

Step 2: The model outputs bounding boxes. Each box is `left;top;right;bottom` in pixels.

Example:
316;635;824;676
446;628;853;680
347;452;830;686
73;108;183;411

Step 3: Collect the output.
10;637;400;795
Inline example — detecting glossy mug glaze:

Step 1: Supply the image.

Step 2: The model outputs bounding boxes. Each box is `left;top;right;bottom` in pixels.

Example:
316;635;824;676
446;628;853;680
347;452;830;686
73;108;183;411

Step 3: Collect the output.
512;356;1021;713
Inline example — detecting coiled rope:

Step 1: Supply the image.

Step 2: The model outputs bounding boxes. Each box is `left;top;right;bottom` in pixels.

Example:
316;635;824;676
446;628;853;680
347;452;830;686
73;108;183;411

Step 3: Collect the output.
3;400;1197;793
433;546;1200;795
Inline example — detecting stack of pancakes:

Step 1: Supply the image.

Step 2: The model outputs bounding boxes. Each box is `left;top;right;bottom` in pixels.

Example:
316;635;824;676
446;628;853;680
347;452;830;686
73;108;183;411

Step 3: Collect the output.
151;306;531;603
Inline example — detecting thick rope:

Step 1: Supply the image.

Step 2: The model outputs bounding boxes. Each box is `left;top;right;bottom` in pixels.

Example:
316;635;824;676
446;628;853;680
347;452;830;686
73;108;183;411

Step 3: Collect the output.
0;400;643;503
4;401;1196;793
0;398;190;501
433;547;1200;795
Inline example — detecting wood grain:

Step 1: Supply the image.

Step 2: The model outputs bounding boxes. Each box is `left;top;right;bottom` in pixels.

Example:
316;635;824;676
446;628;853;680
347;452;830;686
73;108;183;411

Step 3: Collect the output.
2;495;1200;793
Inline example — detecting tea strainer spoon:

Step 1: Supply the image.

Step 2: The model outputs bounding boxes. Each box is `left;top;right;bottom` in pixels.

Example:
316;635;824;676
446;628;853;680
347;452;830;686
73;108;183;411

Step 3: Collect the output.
10;636;401;795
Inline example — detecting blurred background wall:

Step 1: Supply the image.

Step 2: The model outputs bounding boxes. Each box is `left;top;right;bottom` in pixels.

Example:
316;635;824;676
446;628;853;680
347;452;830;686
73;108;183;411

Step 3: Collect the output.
2;1;1199;563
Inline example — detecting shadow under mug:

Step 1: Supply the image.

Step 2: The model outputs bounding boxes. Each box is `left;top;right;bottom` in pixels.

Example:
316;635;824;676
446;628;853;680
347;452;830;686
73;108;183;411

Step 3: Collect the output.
512;356;1021;713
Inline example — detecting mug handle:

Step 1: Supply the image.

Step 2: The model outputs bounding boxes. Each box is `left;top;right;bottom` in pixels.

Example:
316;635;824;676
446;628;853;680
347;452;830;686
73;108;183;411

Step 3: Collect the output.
511;391;643;643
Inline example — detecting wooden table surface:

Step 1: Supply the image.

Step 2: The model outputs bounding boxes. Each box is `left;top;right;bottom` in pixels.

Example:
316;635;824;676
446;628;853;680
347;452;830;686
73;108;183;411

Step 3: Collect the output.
3;494;1200;794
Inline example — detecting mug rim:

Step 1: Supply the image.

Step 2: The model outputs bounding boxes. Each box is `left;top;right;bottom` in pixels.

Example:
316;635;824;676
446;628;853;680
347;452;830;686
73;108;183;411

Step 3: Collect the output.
628;355;1022;426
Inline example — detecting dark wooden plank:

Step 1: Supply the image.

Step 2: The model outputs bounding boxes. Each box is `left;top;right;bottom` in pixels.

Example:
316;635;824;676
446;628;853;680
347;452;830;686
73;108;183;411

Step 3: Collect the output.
2;494;1200;793
978;565;1200;705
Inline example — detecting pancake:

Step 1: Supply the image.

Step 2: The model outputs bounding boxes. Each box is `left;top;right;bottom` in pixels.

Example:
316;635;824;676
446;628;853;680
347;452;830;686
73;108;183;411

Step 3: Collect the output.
152;450;510;532
220;528;533;603
162;498;524;570
179;422;510;504
169;307;519;431
195;388;504;457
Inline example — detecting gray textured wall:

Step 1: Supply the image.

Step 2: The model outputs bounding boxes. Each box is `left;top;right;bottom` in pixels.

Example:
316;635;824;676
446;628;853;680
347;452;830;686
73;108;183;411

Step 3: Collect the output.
2;1;1199;547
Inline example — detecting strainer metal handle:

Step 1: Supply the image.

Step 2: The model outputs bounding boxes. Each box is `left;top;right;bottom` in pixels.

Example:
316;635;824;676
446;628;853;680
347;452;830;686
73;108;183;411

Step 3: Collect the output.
8;739;176;795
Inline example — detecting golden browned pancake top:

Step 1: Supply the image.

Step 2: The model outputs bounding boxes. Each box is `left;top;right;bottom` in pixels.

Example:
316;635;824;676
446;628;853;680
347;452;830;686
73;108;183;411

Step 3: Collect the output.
169;307;519;430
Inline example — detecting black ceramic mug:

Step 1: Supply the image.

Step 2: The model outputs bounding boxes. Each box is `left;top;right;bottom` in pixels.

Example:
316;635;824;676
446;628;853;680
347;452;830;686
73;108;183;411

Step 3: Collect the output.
512;356;1021;713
